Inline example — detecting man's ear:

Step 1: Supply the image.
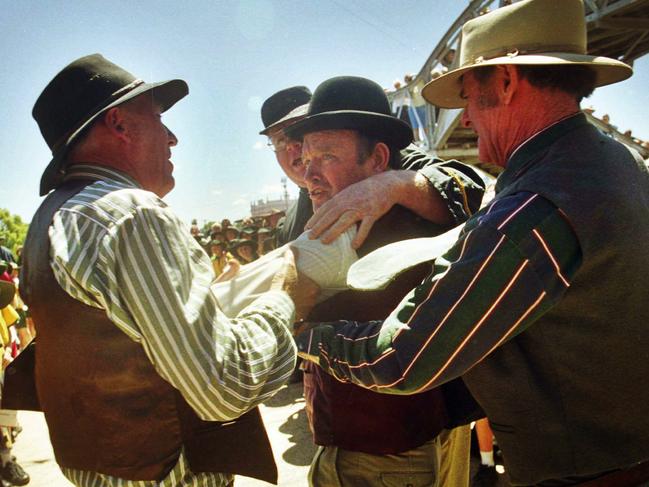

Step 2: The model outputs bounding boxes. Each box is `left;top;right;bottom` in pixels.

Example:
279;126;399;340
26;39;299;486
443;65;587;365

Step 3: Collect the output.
102;107;130;143
499;65;519;105
369;142;391;173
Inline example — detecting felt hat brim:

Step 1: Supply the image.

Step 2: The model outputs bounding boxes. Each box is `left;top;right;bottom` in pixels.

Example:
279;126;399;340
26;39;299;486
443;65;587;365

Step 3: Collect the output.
40;78;188;196
287;110;413;150
422;53;633;109
259;103;309;135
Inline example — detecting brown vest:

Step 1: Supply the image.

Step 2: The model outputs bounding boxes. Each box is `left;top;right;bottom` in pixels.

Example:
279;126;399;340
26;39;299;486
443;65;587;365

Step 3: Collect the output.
20;180;278;483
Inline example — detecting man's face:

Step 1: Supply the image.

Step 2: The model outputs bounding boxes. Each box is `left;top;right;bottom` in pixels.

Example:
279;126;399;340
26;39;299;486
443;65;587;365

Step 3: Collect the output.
267;124;306;187
302;130;383;211
124;95;178;197
460;70;508;166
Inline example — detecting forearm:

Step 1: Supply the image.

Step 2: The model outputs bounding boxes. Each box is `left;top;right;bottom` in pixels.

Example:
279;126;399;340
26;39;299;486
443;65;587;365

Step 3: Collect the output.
107;208;297;422
131;286;297;422
388;170;455;225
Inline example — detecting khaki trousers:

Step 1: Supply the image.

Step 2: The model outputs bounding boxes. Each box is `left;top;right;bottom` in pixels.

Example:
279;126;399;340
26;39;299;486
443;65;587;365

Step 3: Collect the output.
308;425;471;487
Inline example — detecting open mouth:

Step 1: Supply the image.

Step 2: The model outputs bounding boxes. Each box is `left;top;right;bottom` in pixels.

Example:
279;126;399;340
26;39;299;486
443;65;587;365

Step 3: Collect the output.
309;188;326;199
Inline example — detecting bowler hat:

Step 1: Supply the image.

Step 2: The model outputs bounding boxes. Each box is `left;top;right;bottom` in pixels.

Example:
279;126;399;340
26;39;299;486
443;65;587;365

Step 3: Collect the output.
260;86;312;135
33;53;189;196
286;76;412;149
423;0;632;108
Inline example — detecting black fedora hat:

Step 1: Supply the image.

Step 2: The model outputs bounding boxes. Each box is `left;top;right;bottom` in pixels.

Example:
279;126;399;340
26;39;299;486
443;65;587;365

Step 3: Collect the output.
259;86;312;135
286;76;412;150
33;53;189;196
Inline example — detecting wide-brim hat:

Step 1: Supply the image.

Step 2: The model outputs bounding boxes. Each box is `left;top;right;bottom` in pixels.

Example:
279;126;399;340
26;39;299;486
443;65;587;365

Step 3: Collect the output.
33;53;189;196
286;76;413;150
0;280;16;309
230;238;255;251
422;0;633;109
259;86;312;135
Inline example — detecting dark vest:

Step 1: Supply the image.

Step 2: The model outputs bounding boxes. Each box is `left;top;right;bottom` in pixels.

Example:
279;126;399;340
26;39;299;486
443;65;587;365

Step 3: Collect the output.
276;187;313;246
463;116;649;485
304;206;453;454
20;180;278;483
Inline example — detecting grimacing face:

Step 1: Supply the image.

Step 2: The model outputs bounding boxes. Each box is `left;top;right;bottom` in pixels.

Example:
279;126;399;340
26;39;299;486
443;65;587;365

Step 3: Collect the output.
302;129;383;210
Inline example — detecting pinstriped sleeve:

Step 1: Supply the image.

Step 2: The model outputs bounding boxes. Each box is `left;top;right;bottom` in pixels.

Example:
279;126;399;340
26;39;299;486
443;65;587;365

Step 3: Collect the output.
296;192;581;394
400;146;486;223
94;204;297;422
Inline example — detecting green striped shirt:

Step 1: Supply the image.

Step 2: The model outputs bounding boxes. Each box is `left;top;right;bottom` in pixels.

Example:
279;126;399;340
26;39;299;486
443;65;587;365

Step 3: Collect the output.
49;165;296;487
296;191;582;394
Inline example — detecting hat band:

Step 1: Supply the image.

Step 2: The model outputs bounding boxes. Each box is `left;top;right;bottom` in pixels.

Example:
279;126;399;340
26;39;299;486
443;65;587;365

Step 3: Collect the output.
465;43;585;67
50;78;145;154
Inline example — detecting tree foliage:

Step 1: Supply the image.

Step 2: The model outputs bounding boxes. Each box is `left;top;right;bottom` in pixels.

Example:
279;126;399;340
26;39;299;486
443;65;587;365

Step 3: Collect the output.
0;208;29;256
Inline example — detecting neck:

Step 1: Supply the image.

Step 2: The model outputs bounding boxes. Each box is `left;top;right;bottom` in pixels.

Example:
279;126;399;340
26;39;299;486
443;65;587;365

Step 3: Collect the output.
70;144;142;187
500;89;580;166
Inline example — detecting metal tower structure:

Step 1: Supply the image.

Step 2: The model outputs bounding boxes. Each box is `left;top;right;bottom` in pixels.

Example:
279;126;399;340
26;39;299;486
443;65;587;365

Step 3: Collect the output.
389;0;649;170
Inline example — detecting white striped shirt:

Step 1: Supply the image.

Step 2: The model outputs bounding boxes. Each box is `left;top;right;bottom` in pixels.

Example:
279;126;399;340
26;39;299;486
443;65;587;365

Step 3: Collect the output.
49;165;296;487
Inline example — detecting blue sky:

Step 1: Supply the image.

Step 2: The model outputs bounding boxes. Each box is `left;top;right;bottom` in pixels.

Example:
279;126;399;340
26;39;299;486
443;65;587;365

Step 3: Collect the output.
2;0;647;225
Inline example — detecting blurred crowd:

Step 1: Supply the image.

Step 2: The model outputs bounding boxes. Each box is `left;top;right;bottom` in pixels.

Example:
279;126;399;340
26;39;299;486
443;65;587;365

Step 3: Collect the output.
188;212;285;281
0;238;32;486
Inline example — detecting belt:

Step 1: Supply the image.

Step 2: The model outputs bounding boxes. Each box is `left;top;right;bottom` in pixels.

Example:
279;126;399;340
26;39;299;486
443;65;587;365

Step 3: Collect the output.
577;459;649;487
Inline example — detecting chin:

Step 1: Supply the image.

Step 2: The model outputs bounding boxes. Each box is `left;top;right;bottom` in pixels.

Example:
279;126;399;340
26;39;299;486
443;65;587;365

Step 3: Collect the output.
158;179;175;198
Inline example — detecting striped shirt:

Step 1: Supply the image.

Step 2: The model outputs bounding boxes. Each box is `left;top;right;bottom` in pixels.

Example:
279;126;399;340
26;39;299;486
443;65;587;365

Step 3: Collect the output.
49;165;296;487
296;190;582;394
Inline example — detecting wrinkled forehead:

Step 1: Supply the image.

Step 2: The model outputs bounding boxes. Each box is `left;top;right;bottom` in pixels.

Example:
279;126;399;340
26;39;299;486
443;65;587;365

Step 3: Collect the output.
303;129;359;151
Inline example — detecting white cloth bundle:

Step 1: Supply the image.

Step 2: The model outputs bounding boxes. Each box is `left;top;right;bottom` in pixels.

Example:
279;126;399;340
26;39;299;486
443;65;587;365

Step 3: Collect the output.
212;227;358;317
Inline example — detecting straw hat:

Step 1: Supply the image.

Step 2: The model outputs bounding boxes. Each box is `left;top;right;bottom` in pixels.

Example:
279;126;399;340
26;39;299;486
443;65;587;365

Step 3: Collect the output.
422;0;632;109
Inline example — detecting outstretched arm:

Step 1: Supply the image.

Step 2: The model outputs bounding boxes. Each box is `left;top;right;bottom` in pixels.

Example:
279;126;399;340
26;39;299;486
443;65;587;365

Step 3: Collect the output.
297;192;581;393
306;148;485;248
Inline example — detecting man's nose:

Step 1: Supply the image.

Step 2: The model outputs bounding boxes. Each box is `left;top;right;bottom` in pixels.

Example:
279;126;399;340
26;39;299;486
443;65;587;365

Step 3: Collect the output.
461;109;472;129
304;160;320;182
166;126;178;146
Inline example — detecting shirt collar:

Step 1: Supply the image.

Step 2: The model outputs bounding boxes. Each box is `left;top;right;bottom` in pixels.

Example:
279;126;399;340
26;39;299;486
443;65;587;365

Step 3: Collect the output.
496;112;589;192
62;164;142;189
